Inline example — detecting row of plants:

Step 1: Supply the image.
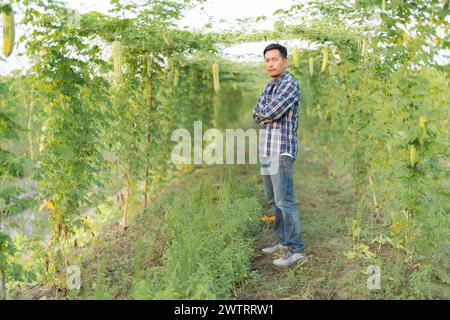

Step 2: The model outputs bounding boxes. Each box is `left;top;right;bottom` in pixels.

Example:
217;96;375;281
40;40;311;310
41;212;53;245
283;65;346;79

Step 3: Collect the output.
0;0;262;298
277;1;449;298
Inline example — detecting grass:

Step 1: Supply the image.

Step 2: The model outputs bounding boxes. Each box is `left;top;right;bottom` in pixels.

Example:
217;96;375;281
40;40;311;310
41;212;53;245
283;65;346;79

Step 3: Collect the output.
79;164;262;299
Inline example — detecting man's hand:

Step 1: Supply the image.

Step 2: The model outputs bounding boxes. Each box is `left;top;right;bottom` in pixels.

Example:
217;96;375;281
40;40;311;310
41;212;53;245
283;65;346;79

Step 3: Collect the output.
253;108;270;126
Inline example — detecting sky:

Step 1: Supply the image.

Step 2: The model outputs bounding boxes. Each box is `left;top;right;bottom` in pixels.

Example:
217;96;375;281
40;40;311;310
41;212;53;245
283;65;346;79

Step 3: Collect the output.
64;0;294;29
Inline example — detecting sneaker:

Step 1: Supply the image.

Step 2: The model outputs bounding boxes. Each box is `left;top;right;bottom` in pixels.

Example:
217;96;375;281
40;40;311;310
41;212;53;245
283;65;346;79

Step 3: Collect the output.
261;242;288;254
273;250;307;268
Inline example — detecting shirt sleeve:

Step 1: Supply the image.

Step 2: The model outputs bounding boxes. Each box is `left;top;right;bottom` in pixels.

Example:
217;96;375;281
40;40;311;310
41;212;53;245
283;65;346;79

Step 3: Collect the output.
257;81;299;122
252;94;265;124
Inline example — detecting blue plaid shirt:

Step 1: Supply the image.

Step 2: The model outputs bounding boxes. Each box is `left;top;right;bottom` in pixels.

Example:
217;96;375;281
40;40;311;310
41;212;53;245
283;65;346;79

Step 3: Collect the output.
253;70;300;160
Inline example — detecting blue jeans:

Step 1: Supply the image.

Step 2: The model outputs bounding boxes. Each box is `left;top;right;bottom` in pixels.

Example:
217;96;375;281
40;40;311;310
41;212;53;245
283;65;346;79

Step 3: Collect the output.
262;155;305;253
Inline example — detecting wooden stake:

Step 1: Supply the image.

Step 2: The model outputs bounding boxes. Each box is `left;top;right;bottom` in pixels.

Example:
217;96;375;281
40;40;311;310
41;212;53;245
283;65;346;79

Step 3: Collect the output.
123;164;131;230
368;175;381;223
143;54;154;210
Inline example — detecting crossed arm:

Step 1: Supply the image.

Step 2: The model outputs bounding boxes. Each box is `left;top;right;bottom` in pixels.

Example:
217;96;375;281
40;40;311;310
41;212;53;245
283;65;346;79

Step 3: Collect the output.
253;81;299;125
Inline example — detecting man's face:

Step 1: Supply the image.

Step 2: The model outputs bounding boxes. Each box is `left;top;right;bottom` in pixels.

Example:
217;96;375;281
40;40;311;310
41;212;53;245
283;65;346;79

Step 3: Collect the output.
264;49;288;79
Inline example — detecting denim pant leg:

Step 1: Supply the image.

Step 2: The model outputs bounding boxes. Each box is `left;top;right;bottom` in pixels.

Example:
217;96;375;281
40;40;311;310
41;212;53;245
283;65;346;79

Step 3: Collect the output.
270;156;305;253
262;174;284;244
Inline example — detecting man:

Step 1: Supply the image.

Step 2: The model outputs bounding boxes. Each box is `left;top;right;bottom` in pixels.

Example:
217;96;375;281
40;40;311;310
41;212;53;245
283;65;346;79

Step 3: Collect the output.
253;43;306;268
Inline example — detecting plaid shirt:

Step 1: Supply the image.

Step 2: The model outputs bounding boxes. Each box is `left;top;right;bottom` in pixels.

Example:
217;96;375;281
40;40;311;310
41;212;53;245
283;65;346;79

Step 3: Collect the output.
253;70;300;160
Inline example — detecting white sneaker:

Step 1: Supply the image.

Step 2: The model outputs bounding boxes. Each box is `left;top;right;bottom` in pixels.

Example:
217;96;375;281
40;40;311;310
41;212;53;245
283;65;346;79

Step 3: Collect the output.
273;251;307;268
261;242;288;254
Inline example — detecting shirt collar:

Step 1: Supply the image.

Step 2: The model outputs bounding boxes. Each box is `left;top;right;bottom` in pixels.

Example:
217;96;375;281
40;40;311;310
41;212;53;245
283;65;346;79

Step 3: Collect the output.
270;70;289;85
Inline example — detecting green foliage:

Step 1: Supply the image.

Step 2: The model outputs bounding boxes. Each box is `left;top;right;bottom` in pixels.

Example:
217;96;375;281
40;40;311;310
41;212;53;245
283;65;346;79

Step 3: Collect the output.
0;73;32;297
287;3;449;295
130;170;260;299
9;0;258;293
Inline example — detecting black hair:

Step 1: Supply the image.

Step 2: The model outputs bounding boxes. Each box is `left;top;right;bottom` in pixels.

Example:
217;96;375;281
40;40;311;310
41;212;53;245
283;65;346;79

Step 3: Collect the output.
263;43;288;59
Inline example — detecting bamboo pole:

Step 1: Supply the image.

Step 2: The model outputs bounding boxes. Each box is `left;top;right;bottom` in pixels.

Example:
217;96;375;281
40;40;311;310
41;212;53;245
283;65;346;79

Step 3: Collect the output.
122;164;131;230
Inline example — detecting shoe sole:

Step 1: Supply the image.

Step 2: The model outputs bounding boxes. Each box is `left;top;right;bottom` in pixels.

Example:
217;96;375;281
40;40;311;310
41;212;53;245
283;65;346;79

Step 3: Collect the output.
273;256;308;268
